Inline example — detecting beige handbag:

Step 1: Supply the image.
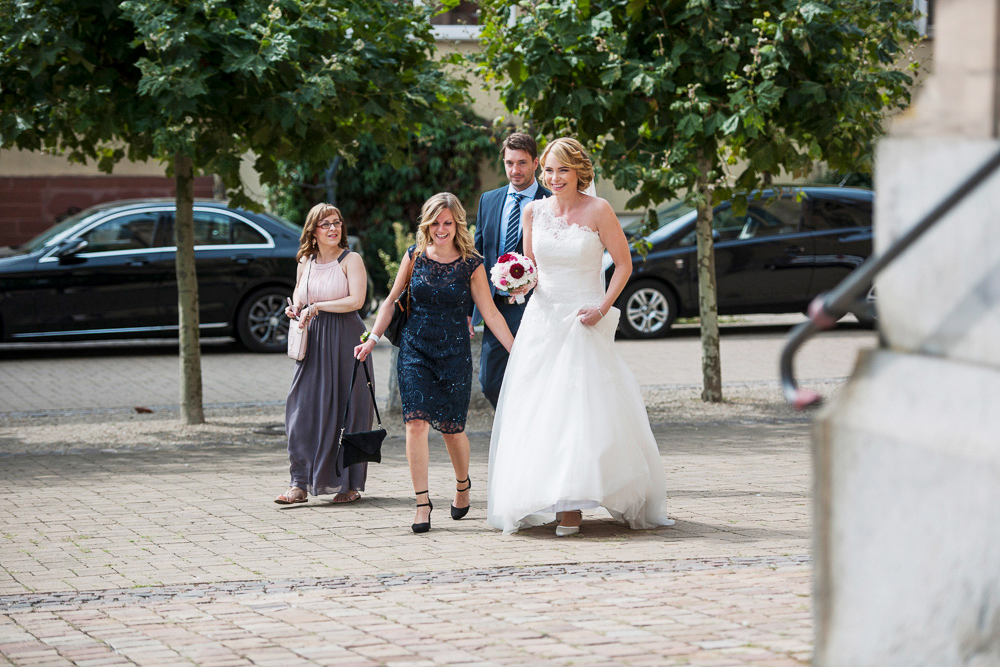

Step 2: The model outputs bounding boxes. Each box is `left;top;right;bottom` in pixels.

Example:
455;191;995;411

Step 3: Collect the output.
286;259;313;361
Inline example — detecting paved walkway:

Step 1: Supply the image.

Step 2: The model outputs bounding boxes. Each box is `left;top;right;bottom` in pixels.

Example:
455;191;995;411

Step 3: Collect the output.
0;420;813;665
0;317;863;664
0;319;873;414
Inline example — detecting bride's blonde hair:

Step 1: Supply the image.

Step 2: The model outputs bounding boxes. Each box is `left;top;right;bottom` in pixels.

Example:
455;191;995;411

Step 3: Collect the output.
415;193;479;260
540;137;594;193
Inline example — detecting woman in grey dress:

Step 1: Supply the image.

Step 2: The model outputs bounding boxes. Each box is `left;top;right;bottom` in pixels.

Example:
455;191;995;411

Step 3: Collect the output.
274;203;374;505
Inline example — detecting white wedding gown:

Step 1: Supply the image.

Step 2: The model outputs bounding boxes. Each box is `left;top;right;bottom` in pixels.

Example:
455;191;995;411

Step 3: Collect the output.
487;196;674;534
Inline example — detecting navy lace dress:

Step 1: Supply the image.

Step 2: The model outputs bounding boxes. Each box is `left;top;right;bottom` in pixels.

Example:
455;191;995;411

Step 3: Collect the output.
398;245;483;433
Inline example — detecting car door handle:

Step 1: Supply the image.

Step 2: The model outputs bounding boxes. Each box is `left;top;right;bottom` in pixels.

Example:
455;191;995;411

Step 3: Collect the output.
126;259;150;267
230;254;255;264
785;246;806;255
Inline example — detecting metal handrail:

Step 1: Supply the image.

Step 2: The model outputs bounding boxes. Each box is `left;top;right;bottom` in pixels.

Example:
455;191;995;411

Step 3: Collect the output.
780;149;1000;409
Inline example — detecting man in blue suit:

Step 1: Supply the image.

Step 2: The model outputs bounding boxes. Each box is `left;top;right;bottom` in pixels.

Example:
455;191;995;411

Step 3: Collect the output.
473;132;551;408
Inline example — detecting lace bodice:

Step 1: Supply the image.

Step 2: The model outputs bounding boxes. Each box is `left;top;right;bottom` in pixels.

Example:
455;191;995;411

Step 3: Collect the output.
530;197;607;311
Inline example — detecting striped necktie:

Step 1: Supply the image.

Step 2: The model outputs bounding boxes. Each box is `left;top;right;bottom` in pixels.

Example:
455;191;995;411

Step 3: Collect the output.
504;193;526;254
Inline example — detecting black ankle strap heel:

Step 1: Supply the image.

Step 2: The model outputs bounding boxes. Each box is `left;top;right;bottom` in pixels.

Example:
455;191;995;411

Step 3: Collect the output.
412;490;433;534
451;476;471;520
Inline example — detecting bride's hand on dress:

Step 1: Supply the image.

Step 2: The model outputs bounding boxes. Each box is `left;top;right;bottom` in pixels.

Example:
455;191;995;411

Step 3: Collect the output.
578;306;604;326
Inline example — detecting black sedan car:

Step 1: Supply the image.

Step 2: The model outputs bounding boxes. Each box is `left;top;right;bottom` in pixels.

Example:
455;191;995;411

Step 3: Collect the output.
0;199;307;352
607;187;875;338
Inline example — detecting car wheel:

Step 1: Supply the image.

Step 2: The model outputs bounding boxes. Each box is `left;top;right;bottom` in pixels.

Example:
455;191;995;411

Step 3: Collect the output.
855;285;877;328
236;286;293;353
617;280;678;339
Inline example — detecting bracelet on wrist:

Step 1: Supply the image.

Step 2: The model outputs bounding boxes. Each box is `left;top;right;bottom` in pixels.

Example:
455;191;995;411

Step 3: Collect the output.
598;306;605;317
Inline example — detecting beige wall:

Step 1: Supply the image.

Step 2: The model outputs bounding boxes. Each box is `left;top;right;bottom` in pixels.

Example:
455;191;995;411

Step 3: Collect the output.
0;149;166;177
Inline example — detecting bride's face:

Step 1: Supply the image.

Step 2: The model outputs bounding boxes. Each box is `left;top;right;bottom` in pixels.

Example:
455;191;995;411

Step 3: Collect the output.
428;209;457;249
542;155;579;196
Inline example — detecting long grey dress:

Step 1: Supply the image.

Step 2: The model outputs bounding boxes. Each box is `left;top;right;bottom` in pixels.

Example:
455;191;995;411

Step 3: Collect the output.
285;250;373;495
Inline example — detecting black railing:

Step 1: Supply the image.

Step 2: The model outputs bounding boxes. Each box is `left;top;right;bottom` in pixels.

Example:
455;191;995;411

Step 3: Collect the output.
780;149;1000;409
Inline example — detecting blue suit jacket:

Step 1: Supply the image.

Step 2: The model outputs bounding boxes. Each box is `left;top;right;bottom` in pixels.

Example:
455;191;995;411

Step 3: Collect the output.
472;182;551;324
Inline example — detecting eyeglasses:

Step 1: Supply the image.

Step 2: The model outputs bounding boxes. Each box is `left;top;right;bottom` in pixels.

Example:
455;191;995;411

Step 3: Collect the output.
317;220;343;230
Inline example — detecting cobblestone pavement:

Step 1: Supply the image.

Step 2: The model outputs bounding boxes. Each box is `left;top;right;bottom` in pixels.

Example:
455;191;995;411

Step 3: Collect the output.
0;559;811;666
0;317;874;413
0;419;813;665
0;316;843;664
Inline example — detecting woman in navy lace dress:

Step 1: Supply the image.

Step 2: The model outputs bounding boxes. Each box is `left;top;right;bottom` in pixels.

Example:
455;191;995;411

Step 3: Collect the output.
355;193;514;533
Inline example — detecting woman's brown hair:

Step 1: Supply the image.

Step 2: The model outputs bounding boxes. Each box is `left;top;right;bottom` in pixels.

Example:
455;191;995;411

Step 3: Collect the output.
296;203;347;262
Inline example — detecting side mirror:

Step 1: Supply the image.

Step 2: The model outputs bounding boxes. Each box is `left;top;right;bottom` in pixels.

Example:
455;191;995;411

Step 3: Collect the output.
712;229;721;242
54;238;88;258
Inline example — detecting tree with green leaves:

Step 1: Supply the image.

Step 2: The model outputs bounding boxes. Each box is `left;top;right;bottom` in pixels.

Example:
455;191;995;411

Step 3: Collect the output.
1;0;465;422
477;0;919;401
267;106;499;291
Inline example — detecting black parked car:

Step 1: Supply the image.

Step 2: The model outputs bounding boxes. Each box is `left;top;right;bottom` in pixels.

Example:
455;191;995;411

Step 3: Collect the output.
606;187;875;338
0;199;368;352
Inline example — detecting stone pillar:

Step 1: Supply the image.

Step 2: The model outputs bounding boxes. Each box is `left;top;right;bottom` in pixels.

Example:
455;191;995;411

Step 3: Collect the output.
813;2;1000;665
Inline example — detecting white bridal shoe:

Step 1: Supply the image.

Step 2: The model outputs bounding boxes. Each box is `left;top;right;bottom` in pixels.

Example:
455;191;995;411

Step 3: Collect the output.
555;525;580;537
555;511;582;537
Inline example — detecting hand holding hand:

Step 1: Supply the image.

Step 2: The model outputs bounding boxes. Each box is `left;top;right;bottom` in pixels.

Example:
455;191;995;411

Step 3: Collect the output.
354;339;376;362
577;305;604;326
467;316;474;339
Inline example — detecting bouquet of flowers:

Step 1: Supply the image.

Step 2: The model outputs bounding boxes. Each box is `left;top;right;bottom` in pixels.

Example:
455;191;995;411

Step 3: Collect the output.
491;252;537;304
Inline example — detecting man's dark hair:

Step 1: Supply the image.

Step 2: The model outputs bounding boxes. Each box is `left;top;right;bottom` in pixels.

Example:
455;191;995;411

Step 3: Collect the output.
500;132;538;160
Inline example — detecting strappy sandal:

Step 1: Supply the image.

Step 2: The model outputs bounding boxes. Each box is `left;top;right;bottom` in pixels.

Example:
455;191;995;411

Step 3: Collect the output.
331;490;361;504
451;476;471;520
274;487;308;504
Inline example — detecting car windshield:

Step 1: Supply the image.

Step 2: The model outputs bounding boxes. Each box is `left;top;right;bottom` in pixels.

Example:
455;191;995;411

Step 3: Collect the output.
623;200;695;237
260;212;303;234
13;209;101;254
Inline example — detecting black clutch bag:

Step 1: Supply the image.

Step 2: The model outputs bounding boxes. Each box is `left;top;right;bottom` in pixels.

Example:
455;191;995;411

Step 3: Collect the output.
337;358;387;473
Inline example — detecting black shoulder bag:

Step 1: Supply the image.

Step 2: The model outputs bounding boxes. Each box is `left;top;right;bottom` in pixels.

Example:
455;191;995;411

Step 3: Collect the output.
337;358;387;474
383;250;417;346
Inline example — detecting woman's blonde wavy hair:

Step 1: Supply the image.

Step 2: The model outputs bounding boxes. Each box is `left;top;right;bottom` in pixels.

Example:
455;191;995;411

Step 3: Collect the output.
415;193;479;260
296;203;347;262
540;137;594;193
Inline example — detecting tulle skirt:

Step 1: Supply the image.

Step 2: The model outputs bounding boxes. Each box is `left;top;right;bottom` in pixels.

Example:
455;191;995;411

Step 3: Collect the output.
486;303;674;534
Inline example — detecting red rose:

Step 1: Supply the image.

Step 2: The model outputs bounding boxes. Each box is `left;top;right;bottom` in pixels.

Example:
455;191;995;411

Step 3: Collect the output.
498;253;516;263
509;263;525;279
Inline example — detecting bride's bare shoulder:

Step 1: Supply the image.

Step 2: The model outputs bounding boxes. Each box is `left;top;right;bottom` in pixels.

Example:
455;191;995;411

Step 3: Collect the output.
584;195;614;217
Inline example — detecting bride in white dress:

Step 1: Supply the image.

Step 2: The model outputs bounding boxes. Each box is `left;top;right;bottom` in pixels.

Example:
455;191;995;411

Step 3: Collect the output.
487;137;674;536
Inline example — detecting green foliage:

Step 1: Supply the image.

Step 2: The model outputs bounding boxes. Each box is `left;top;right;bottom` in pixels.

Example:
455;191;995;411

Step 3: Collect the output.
1;0;466;207
476;0;920;211
377;222;417;290
265;106;499;292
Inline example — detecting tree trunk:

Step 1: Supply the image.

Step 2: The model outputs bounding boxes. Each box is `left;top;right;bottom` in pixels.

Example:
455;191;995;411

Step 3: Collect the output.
695;151;723;402
174;153;205;424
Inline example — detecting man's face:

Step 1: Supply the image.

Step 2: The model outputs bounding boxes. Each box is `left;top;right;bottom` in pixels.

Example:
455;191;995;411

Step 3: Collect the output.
503;148;539;190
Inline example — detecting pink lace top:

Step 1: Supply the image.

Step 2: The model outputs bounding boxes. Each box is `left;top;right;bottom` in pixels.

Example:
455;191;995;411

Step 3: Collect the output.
295;254;351;304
